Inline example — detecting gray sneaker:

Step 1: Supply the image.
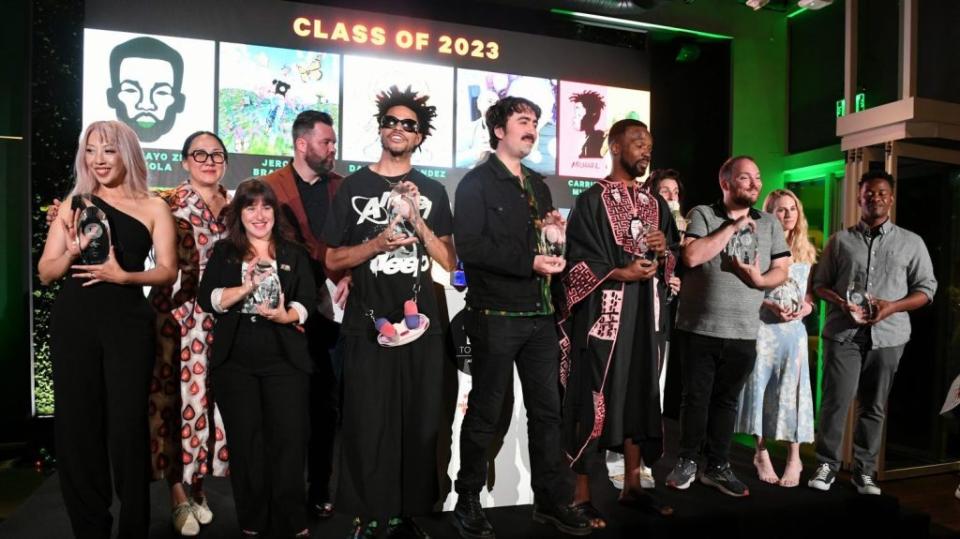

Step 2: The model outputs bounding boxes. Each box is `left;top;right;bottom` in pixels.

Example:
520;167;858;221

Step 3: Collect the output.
807;463;836;491
665;458;698;490
700;463;750;497
852;473;881;495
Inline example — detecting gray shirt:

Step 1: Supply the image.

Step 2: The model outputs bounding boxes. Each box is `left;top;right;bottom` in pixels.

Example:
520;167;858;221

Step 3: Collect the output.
676;201;791;339
812;219;936;348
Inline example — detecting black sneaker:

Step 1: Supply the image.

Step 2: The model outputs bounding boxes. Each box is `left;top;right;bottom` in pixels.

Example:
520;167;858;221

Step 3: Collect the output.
852;473;881;495
700;463;750;497
665;457;698;490
531;503;592;536
452;494;495;539
807;463;836;491
386;516;431;538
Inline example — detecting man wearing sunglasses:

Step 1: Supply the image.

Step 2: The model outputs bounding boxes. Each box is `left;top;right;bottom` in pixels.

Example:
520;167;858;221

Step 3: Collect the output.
323;85;456;538
262;110;348;521
452;96;591;538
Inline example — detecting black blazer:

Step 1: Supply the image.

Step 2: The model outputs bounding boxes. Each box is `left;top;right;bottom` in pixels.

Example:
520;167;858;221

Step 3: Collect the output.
198;240;318;373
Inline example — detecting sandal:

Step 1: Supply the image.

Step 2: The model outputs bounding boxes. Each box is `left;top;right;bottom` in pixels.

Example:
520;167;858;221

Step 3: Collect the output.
572;501;607;529
619;488;674;517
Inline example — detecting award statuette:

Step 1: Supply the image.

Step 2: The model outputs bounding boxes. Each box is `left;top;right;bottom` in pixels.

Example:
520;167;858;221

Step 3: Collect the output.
252;261;282;309
71;195;111;264
845;280;875;324
730;226;758;265
769;278;803;314
629;218;653;260
541;222;566;257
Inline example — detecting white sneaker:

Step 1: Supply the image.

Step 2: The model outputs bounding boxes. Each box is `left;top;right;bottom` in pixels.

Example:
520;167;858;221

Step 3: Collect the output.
190;497;214;525
852;474;881;495
638;465;655;489
606;451;625;489
172;502;200;536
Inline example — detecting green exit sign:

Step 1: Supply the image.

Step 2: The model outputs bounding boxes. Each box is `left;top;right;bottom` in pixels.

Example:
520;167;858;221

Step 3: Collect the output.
835;93;867;117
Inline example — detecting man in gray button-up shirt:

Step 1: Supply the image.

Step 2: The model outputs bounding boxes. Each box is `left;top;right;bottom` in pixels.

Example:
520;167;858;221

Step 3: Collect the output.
807;170;937;496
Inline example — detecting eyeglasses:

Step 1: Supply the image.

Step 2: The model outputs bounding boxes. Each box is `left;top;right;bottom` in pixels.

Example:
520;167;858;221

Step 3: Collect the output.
379;115;419;133
189;150;227;164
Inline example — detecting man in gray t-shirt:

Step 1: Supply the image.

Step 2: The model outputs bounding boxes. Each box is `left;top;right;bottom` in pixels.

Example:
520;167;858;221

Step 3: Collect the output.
665;155;790;498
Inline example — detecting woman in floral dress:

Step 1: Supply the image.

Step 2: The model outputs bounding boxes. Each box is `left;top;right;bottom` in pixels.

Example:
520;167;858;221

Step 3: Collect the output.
148;131;231;535
735;189;818;488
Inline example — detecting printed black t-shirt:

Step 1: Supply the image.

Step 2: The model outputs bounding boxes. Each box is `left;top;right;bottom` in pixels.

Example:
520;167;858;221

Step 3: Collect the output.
322;166;453;336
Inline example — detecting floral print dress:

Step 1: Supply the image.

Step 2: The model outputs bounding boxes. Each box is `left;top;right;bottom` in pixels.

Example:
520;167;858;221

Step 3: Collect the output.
735;262;815;443
148;181;230;483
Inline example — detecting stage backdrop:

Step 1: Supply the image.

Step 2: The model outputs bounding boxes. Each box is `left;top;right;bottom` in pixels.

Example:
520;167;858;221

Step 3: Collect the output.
34;0;651;509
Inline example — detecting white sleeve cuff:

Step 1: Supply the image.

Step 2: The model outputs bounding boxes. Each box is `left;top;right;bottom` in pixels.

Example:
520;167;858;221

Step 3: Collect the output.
211;288;227;313
290;301;308;324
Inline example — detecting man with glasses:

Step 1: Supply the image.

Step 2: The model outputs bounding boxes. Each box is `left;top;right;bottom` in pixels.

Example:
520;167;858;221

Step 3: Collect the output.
263;110;348;520
452;96;591;538
323;85;456;538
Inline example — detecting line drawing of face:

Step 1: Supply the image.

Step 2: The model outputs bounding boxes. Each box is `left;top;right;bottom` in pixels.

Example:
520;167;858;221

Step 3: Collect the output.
106;37;185;143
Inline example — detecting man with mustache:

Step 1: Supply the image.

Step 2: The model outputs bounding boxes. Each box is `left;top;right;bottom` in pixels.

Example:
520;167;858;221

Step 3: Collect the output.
262;110;348;520
452;96;591;538
807;170;936;495
557;120;679;527
666;155;790;497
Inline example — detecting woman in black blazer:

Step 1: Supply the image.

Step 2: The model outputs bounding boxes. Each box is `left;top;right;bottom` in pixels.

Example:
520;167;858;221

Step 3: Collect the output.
198;178;317;538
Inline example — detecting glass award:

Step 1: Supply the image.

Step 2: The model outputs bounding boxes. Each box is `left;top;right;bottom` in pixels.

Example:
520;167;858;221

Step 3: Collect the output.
769;278;803;314
629;218;652;259
72;196;111;264
845;279;874;323
730;226;758;265
541;223;566;257
252;261;281;309
387;183;416;237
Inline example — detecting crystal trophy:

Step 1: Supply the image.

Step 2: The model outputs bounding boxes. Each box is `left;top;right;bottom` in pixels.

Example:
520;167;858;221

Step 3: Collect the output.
845;279;875;323
252;261;281;309
541;223;566;257
72;196;111;264
769;278;803;314
387;182;416;237
730;226;758;265
629;218;652;259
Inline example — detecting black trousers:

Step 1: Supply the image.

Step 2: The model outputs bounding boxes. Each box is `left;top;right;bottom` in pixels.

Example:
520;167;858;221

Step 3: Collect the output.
51;297;154;539
455;312;568;506
305;315;340;503
212;319;310;536
676;330;757;467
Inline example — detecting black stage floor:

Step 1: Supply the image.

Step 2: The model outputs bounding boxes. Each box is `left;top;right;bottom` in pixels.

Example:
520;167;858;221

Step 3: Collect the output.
0;420;931;538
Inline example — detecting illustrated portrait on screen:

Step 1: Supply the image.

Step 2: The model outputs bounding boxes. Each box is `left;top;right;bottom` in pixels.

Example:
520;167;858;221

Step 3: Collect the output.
455;69;557;174
218;43;340;157
106;37;185;143
558;81;650;179
569;90;606;158
340;55;453;168
83;29;215;154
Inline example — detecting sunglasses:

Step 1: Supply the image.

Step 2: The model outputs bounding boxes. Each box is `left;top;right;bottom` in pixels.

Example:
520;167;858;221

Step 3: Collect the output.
380;115;419;133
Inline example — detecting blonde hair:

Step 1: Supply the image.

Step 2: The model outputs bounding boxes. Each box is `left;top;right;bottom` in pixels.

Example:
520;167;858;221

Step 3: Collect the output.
70;121;149;199
763;188;817;265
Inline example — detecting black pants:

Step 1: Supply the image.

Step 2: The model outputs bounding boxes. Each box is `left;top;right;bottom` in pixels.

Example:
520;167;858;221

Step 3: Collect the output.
455;312;567;505
51;298;154;539
305;315;340;503
676;330;757;467
212;319;310;536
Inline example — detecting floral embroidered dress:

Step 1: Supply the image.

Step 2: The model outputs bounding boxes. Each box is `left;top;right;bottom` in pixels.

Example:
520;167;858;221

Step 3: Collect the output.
735;262;815;443
148;181;230;482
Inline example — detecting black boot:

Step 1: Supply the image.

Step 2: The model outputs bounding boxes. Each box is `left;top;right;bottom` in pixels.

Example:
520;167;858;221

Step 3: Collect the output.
532;503;592;536
452;494;495;539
